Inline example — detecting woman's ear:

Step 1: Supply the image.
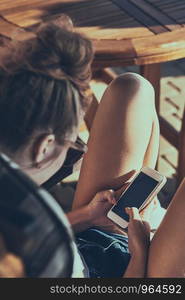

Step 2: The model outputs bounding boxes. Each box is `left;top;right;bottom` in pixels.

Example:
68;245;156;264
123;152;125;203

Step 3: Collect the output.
33;134;56;167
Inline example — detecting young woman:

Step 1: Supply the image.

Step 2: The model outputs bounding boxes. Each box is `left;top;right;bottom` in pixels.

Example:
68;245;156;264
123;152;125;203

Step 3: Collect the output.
0;16;183;278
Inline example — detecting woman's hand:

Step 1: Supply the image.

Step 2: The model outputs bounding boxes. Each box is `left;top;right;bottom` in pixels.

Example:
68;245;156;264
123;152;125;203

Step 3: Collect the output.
68;189;121;233
87;189;117;228
126;207;151;258
68;189;127;234
123;207;150;278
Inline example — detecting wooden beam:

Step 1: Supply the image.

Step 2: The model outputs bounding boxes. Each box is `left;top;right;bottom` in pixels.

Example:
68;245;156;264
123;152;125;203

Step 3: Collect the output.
84;94;99;132
159;116;179;149
140;63;161;114
178;108;185;184
93;68;117;84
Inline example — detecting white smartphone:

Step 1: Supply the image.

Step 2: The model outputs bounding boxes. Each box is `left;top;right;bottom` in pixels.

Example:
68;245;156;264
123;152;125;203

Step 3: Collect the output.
107;167;167;229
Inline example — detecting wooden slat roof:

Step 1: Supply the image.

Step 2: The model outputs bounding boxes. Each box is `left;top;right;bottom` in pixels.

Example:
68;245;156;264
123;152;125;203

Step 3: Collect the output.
0;0;185;66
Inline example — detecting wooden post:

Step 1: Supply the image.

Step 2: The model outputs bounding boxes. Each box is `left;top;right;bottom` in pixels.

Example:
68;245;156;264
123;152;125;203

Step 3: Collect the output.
178;108;185;185
140;63;161;170
93;68;117;84
140;63;161;115
84;94;99;132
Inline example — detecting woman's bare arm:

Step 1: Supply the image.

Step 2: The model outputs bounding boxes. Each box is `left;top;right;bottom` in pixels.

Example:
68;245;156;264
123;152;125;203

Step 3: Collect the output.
147;178;185;277
123;207;150;278
124;254;148;278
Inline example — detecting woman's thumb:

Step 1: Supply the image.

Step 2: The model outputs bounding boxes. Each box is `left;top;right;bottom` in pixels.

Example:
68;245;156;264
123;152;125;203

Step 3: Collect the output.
125;207;141;221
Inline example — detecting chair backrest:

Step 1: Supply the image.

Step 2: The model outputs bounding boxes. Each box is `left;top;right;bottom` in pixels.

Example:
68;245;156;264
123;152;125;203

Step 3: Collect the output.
0;153;74;277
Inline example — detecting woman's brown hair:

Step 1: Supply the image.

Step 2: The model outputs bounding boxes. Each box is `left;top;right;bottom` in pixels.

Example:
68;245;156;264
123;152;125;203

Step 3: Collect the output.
0;15;94;156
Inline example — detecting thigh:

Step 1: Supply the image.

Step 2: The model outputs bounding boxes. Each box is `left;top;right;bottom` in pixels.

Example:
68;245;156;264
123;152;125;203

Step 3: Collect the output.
73;73;159;209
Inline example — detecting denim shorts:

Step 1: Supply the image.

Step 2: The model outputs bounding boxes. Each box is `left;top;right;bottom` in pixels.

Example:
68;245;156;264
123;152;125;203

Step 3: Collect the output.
76;228;130;278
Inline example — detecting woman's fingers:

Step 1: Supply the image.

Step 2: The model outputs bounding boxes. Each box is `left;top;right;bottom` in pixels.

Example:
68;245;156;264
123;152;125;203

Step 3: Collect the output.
126;207;151;234
110;170;137;191
142;221;151;235
99;189;116;205
114;182;130;200
125;207;141;221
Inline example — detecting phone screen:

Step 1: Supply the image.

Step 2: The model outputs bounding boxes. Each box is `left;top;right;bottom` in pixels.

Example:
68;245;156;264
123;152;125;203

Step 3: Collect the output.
112;172;159;222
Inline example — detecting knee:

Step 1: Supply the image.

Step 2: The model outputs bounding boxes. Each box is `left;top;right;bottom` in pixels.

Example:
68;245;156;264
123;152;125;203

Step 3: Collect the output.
111;72;154;94
109;72;155;107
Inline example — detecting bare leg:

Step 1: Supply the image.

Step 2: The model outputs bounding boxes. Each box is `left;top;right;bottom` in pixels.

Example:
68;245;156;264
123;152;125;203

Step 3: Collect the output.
147;178;185;277
73;73;159;209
